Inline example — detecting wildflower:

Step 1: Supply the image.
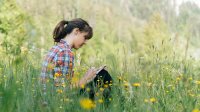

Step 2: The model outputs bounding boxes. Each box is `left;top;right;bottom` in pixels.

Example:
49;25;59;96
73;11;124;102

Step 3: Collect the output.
188;77;193;81
57;89;63;94
61;83;66;87
100;88;104;92
47;63;54;70
144;99;149;103
192;109;200;112
79;98;96;110
118;76;122;81
71;76;79;84
176;77;181;81
132;83;141;87
104;84;108;88
86;88;90;92
195;81;200;85
54;72;62;77
124;83;129;88
80;84;85;89
150;97;156;103
98;99;104;103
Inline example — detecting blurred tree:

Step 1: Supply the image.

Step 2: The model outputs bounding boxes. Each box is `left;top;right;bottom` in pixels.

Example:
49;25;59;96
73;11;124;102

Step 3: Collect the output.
177;2;200;47
0;0;35;64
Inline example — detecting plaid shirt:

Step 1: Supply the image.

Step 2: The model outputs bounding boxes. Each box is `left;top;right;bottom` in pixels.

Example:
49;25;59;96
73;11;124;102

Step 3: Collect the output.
41;39;74;92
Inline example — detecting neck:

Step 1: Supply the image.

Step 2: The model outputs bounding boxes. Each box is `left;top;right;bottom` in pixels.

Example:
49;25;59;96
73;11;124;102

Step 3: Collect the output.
63;36;74;49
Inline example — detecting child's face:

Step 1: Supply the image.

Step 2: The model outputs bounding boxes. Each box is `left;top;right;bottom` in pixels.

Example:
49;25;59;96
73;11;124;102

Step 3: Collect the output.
73;31;89;49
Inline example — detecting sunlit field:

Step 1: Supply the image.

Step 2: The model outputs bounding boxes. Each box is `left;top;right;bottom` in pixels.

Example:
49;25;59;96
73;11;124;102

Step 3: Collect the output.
1;0;200;112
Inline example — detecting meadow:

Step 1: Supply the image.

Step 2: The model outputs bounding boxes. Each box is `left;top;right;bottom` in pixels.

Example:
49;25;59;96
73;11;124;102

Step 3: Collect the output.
0;0;200;112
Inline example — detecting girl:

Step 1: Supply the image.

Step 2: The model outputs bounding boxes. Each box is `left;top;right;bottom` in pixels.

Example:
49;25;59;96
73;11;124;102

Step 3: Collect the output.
40;18;103;96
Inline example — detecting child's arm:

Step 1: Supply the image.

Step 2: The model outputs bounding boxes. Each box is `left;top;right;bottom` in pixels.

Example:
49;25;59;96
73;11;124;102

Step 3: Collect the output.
73;66;106;88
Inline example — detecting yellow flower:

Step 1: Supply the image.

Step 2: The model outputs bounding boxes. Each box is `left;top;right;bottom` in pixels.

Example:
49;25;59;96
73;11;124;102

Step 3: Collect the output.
118;76;122;81
188;77;193;80
176;77;181;81
86;88;90;92
132;83;141;87
61;83;66;87
104;84;108;88
192;109;200;112
57;89;63;94
144;99;149;103
195;81;200;85
54;72;62;77
100;88;104;92
80;84;85;89
47;63;54;70
124;83;129;88
150;97;156;103
71;76;79;84
98;99;104;103
79;98;96;110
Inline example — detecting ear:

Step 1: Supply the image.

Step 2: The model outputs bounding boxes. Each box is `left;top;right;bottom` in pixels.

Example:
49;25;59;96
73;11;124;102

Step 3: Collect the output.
73;28;80;35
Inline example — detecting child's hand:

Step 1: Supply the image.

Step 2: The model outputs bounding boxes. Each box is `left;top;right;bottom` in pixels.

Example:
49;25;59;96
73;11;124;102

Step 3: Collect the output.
96;65;106;74
84;67;97;82
79;65;106;86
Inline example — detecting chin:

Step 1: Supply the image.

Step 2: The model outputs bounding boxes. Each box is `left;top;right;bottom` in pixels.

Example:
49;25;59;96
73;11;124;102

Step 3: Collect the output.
74;46;80;50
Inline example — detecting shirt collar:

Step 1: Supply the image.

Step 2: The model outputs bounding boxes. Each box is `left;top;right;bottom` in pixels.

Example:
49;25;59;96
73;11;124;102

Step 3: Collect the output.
59;39;72;50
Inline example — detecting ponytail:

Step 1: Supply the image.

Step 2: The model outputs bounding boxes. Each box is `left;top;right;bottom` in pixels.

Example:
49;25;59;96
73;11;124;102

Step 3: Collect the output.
53;20;68;42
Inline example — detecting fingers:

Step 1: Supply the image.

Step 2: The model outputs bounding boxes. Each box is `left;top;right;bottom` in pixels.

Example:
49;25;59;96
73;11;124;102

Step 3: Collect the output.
96;65;106;74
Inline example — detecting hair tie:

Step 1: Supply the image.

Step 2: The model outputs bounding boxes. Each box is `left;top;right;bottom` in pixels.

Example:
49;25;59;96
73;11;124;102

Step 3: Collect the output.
64;21;69;27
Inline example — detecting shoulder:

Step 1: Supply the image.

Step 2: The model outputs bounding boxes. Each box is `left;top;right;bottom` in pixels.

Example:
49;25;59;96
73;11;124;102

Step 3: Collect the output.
49;45;64;53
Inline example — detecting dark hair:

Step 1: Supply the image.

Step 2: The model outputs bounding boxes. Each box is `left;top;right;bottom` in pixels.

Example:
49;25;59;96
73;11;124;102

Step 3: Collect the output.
53;18;93;42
